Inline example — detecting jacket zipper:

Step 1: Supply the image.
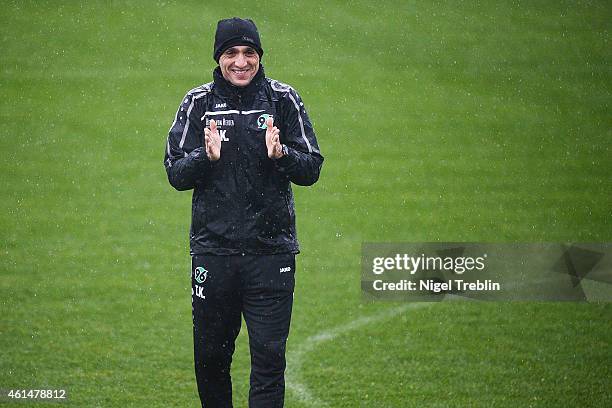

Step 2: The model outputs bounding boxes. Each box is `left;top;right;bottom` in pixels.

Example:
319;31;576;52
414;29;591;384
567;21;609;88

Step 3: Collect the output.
235;93;247;252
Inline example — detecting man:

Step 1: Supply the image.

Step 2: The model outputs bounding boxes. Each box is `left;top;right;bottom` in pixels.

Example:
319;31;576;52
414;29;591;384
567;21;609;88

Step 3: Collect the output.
163;17;323;408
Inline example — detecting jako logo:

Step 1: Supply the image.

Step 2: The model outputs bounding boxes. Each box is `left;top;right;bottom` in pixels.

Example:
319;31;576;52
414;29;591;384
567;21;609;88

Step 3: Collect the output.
280;266;291;273
194;267;208;284
214;102;227;108
257;113;272;129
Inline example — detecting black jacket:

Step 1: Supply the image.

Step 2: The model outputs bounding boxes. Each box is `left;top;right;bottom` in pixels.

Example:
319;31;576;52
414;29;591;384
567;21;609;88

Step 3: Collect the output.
164;66;323;255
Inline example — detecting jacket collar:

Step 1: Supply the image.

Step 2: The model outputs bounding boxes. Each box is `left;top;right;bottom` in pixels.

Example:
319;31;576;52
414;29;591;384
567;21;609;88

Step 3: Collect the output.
213;64;266;97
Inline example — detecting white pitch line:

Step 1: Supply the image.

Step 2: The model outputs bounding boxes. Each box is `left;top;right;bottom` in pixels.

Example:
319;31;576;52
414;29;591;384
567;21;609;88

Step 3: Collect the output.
286;303;433;407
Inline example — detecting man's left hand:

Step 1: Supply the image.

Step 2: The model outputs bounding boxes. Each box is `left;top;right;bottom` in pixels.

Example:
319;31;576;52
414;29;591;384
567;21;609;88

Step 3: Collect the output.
265;117;284;159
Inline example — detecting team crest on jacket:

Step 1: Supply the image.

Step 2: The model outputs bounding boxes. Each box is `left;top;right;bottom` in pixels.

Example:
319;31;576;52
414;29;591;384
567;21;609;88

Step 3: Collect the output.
257;113;272;129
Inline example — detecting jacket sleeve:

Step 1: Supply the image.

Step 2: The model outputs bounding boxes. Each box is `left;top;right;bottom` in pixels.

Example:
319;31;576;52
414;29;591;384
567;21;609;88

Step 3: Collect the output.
274;88;324;186
164;92;211;191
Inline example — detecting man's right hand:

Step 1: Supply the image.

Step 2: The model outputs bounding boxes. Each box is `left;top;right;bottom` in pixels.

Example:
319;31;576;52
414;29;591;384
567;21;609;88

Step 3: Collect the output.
204;119;221;161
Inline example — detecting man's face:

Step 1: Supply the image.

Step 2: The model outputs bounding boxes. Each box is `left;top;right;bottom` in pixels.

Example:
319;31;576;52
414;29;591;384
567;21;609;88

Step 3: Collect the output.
219;45;260;87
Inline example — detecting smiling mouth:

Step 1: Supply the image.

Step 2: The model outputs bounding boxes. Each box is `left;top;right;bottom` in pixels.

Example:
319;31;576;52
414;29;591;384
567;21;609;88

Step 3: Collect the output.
231;68;250;75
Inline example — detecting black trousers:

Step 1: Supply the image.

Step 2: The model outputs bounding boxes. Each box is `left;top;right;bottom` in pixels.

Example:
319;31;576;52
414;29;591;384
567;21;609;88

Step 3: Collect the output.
191;253;295;408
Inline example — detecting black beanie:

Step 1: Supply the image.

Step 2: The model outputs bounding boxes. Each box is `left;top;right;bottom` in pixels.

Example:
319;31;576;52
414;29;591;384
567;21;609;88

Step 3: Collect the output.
213;17;263;63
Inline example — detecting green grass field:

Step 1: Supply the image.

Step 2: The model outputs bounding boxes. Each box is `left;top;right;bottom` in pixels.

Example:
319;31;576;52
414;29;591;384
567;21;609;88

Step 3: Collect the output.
1;1;610;407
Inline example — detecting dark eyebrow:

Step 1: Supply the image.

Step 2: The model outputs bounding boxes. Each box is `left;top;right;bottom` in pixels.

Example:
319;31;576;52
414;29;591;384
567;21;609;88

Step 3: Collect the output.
224;46;256;54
